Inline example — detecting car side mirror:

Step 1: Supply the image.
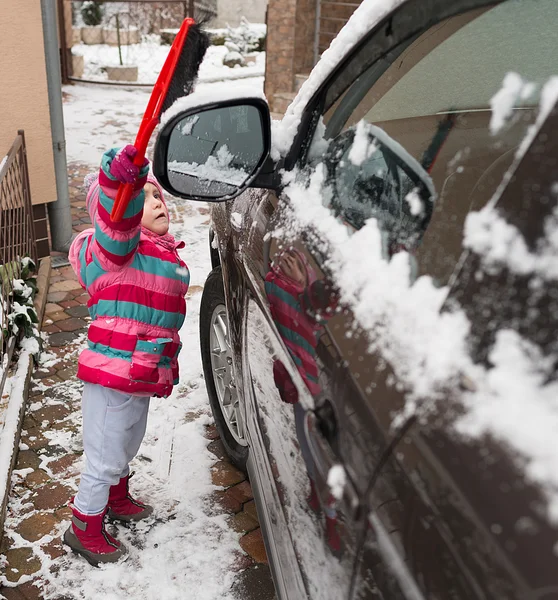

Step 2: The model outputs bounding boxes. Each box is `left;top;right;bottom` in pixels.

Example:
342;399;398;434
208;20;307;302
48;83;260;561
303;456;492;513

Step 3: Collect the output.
153;97;271;202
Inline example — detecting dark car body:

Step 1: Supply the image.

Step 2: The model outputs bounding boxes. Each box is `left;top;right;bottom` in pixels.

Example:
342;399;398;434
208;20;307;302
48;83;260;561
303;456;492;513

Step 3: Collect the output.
155;0;558;598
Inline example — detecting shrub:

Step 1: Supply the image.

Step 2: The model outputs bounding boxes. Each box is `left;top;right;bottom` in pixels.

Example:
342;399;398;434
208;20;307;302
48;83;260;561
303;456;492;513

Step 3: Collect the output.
81;1;104;27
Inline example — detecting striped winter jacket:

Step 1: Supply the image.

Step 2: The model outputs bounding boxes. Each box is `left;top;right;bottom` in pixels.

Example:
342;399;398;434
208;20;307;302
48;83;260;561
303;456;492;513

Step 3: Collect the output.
265;250;323;397
69;148;189;398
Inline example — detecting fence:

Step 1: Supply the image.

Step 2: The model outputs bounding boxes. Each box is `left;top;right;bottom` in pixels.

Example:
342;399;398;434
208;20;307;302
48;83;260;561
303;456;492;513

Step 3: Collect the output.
61;0;266;86
0;131;38;386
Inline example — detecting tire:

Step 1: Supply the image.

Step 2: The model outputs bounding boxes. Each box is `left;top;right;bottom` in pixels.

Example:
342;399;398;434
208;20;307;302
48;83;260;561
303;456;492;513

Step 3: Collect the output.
200;267;249;471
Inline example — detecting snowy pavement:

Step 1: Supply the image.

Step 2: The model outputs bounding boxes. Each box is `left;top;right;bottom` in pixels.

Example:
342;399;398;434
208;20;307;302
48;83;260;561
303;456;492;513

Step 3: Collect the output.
0;76;276;599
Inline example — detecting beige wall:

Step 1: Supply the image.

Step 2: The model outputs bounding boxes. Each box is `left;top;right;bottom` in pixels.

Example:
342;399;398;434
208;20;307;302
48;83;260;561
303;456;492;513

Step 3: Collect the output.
0;0;57;206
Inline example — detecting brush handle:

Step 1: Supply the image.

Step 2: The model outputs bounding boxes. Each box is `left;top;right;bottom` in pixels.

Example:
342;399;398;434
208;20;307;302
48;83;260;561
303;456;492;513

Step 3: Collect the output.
109;18;195;223
111;118;159;222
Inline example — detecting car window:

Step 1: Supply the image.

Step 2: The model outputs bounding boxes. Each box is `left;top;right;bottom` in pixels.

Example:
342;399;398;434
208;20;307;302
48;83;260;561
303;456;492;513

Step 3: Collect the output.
306;0;558;287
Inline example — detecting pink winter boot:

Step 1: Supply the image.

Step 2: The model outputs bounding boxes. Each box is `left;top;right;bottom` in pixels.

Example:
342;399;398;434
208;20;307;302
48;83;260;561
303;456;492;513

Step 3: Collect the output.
63;503;126;566
107;473;153;523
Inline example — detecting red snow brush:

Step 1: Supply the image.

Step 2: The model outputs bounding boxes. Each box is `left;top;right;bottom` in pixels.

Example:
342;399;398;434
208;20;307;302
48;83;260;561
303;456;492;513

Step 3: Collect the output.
110;18;209;222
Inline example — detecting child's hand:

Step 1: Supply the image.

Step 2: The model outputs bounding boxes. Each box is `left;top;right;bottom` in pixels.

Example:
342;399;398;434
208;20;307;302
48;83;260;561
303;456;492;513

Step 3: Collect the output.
109;145;142;184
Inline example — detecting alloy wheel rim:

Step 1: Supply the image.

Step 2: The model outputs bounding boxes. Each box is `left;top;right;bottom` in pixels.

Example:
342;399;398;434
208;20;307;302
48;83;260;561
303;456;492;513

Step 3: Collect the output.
209;304;247;446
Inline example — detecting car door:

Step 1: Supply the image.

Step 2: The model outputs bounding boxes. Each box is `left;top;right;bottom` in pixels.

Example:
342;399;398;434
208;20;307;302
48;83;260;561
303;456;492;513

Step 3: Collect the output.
241;184;388;600
353;99;558;600
241;1;558;598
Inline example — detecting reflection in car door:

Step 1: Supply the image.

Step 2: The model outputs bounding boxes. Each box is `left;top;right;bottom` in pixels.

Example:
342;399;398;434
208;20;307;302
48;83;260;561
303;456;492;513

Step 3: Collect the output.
241;188;398;600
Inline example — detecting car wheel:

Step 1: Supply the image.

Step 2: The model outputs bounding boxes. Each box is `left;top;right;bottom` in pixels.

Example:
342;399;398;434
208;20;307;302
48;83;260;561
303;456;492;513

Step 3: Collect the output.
200;266;249;471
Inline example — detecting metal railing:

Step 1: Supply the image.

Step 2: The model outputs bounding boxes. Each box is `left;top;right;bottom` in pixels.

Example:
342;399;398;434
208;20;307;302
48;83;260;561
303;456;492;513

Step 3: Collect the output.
0;131;38;382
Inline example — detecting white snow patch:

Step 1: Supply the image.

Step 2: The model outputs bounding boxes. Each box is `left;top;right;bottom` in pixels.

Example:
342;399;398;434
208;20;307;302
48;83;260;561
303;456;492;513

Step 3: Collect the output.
405;188;423;216
465;201;558;280
230;212;243;229
490;72;535;135
0;343;39;523
457;330;558;521
327;465;346;501
348;121;377;166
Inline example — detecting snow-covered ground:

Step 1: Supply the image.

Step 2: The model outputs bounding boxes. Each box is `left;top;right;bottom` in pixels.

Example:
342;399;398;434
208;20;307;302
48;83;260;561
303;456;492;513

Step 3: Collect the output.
63;77;264;165
1;72;265;598
73;42;265;85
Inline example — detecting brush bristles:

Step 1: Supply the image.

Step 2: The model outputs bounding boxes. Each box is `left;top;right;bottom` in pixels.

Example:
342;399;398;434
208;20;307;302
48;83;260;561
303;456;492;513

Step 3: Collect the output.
160;23;210;115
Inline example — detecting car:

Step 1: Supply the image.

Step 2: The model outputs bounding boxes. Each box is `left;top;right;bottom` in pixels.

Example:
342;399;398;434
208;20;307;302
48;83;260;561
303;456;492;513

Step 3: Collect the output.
153;0;558;598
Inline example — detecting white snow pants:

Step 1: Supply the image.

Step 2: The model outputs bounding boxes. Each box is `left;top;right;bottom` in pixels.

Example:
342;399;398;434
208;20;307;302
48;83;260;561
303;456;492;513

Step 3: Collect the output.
74;383;150;515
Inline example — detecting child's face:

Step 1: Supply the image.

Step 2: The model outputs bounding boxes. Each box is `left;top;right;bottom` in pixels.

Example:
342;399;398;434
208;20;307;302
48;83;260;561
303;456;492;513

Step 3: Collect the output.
141;183;169;235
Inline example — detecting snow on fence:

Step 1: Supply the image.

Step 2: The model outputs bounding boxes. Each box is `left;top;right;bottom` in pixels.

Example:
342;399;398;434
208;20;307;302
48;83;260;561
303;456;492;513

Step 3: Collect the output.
62;1;266;86
0;131;38;391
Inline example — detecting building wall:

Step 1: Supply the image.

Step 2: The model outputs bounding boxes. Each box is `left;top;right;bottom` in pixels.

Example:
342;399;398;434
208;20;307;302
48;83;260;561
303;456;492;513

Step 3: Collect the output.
0;0;57;209
264;0;297;113
213;0;267;27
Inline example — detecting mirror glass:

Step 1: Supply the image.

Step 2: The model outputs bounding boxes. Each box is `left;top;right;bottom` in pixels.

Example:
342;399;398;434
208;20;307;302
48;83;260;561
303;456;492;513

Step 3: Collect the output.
166;104;266;199
323;124;436;255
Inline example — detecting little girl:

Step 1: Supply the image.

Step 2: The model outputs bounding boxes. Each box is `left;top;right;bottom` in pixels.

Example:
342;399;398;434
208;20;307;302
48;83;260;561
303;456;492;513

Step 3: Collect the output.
65;145;189;566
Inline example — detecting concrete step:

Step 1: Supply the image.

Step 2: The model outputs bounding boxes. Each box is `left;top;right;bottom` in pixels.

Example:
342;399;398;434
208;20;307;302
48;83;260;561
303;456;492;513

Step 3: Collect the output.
294;73;310;93
272;92;297;116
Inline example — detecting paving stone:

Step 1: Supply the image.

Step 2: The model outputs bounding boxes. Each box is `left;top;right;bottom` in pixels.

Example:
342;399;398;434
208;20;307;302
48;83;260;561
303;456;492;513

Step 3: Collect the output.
229;510;259;534
211;461;246;487
46;291;71;304
65;305;89;318
16;451;41;471
228;481;254;505
42;323;61;334
29;482;72;511
2;548;42;582
0;581;43;599
37;444;67;459
45;303;63;314
22;414;38;430
33;366;58;380
213;490;242;514
230;549;254;572
58;300;79;309
73;294;89;305
49;276;64;284
32;403;70;425
49;280;83;292
56;367;76;381
48;331;81;347
205;424;220;440
55;317;87;332
239;528;268;564
243;499;259;521
48;454;76;475
207;439;227;461
231;564;276;599
15;512;58;543
21;428;49;450
74;223;92;232
24;469;50;489
42;538;66;560
48;311;70;323
54;506;72;523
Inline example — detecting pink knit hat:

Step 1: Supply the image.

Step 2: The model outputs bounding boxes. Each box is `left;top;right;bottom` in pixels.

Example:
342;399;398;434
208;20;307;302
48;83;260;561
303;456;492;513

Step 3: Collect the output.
146;174;167;207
